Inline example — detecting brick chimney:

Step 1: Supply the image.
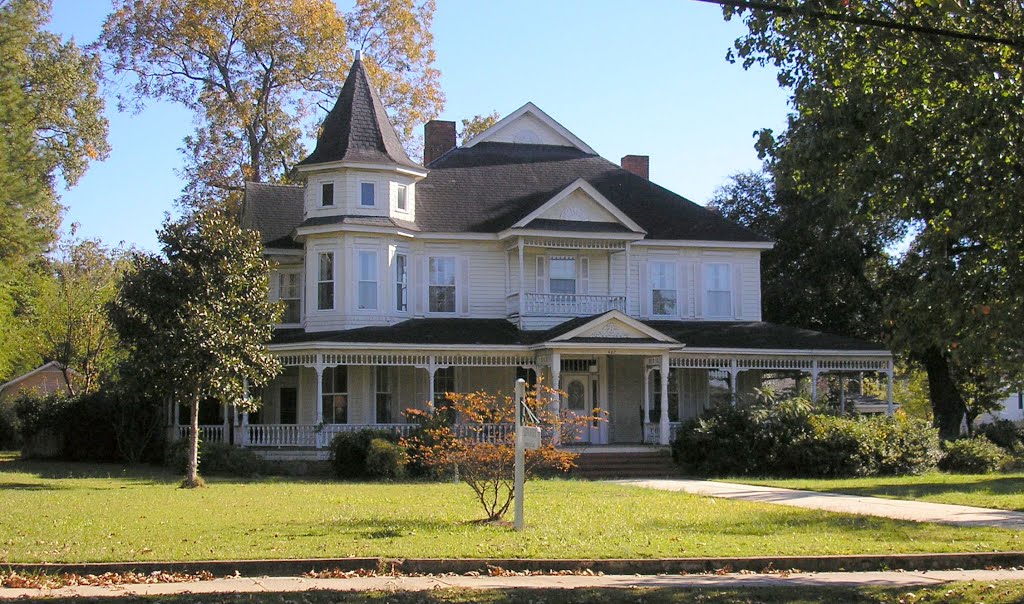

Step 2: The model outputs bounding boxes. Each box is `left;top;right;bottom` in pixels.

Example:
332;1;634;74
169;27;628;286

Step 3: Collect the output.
424;120;456;165
621;155;649;179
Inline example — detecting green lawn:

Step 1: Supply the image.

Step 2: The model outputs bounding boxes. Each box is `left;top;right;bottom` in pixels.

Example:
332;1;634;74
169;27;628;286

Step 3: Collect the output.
12;583;1024;604
2;455;1024;563
734;473;1024;512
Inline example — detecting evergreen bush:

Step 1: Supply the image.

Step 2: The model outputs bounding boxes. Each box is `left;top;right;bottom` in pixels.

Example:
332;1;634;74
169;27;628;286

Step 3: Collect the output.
329;429;402;479
939;436;1009;474
365;437;408;479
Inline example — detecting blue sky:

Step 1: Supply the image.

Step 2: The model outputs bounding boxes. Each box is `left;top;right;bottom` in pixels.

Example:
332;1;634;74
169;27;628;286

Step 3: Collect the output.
48;0;791;252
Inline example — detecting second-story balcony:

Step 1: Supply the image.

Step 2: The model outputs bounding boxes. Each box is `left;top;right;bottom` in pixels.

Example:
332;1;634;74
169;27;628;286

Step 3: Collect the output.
507;292;626;317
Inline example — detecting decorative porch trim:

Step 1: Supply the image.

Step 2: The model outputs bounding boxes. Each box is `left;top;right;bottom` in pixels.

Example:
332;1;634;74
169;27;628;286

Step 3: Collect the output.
274;350;535;369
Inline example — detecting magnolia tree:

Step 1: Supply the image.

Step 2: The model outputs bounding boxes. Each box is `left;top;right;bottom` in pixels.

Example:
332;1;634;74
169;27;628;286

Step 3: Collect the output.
110;209;281;487
402;382;605;522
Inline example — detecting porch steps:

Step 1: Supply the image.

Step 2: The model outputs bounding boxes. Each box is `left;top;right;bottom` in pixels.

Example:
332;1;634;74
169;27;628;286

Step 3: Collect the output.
570;449;678;479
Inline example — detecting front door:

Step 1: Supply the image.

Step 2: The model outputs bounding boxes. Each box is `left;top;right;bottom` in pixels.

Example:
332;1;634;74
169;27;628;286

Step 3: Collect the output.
563;373;609;444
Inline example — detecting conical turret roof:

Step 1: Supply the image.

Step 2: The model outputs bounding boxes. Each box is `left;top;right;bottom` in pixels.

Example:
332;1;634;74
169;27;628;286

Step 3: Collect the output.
298;55;421;170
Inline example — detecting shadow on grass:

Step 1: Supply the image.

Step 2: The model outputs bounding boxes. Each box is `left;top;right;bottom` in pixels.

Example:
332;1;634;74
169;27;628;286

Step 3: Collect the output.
12;584;1024;604
795;477;1024;511
278;516;461;540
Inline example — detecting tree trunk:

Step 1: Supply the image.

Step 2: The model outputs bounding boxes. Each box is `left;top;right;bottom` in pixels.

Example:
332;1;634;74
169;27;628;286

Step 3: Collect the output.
182;393;204;488
921;346;966;440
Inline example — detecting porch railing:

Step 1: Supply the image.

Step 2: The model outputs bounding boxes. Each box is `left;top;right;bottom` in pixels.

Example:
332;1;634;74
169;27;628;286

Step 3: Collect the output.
175;425;227;444
452;423;514;442
524;293;626;316
643;422;683;445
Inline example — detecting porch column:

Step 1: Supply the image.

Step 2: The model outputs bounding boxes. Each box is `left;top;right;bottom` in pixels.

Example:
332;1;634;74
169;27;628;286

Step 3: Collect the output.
624;242;632;311
241;410;249;446
173;398;180;425
643;367;652;424
426;355;437;409
659;354;670;445
886;360;895;416
314;364;325;448
550;352;561;445
810;360;820;403
517;238;525;327
728;362;739;407
839;375;846;413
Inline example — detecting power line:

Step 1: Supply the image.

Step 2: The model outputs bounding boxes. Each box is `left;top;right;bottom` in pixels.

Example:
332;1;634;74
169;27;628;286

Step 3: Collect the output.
694;0;1024;49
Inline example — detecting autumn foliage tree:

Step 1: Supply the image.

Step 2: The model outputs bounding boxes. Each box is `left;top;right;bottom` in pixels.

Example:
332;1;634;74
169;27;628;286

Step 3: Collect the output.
98;0;443;212
403;383;603;522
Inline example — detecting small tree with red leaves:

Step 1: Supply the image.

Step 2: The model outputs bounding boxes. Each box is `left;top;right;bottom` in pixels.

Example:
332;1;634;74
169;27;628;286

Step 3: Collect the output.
403;381;605;522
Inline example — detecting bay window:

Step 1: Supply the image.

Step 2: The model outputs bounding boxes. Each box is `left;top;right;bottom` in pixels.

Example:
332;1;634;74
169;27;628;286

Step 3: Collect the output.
357;250;378;310
317;252;334;311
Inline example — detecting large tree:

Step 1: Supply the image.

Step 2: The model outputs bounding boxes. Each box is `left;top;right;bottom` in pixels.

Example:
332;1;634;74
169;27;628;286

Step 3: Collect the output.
98;0;444;212
110;210;281;487
35;235;126;395
0;0;109;381
720;0;1024;437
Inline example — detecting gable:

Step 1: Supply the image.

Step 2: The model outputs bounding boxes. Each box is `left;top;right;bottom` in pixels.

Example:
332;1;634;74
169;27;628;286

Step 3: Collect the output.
548;310;677;343
511;178;645;234
464;103;596;154
537;189;617;223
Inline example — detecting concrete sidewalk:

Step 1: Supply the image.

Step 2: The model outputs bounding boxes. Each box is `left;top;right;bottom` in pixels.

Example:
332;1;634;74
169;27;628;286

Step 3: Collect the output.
616;479;1024;530
4;569;1024;598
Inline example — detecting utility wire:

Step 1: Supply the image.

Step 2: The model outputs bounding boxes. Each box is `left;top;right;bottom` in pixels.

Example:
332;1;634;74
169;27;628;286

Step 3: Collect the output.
694;0;1024;49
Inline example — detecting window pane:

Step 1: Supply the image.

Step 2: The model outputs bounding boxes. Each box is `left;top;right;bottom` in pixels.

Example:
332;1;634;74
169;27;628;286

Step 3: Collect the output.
396;185;407;210
708;291;731;317
360;182;375;206
549;258;575;279
549;279;576;294
319;253;333;281
429;257;455;285
653;289;677;315
651;262;675;289
358;282;377;309
282;299;300;323
395;254;408;311
358;252;376;280
318;282;333;310
321;182;334;206
429;285;456;312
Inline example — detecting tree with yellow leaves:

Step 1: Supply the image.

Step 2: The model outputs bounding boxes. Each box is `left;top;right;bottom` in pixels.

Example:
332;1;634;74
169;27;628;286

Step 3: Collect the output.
98;0;443;212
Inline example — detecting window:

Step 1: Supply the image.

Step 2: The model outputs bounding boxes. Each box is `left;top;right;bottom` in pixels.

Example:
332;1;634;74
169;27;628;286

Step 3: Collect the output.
317;252;334;310
396;185;407;211
276;271;301;323
650;261;677;316
549;257;576;294
321;182;334;206
360;182;375;206
395;253;408;312
650;369;679;422
704;263;732;317
322;366;348;424
433;365;455;409
375;366;394;424
357;250;378;310
279;387;298;424
428;256;456;313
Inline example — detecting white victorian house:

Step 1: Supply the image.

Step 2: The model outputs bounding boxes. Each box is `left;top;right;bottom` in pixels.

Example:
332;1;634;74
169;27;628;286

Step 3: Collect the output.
171;57;894;460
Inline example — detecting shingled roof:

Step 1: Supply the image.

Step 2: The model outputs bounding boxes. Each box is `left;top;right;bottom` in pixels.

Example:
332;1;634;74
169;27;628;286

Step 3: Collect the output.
241;182;303;249
415;142;767;241
296;56;420;170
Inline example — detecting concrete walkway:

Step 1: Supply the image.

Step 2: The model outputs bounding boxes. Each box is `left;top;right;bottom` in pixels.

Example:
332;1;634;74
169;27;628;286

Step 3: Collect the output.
4;569;1024;598
616;479;1024;530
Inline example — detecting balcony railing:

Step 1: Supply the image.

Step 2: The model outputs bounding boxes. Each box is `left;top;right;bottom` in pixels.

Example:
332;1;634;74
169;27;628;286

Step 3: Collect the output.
520;293;626;316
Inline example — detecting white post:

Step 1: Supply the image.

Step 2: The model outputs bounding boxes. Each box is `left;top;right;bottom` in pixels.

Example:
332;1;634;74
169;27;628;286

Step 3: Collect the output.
659;354;670;446
624;242;631;311
550;352;561;445
315;365;325;448
729;367;739;407
514;378;526;532
517;238;525;327
839;375;846;413
427;359;437;410
810;361;820;403
886;361;895;416
643;367;651;423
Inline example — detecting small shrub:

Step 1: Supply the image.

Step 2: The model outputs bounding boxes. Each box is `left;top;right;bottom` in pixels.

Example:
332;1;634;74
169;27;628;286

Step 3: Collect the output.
0;397;22;450
330;429;401;479
868;414;941;476
365;437;408;479
939;436;1009;474
787;415;877;478
166;440;267;477
975;420;1024;454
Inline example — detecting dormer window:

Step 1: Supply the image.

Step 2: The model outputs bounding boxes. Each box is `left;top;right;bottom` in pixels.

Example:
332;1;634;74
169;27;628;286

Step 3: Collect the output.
360;182;375;207
396;185;407;211
321;182;334;206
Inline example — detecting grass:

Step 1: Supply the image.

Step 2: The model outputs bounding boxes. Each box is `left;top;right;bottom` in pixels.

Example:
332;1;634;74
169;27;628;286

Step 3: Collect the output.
734;472;1024;512
11;583;1024;604
3;454;1024;563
